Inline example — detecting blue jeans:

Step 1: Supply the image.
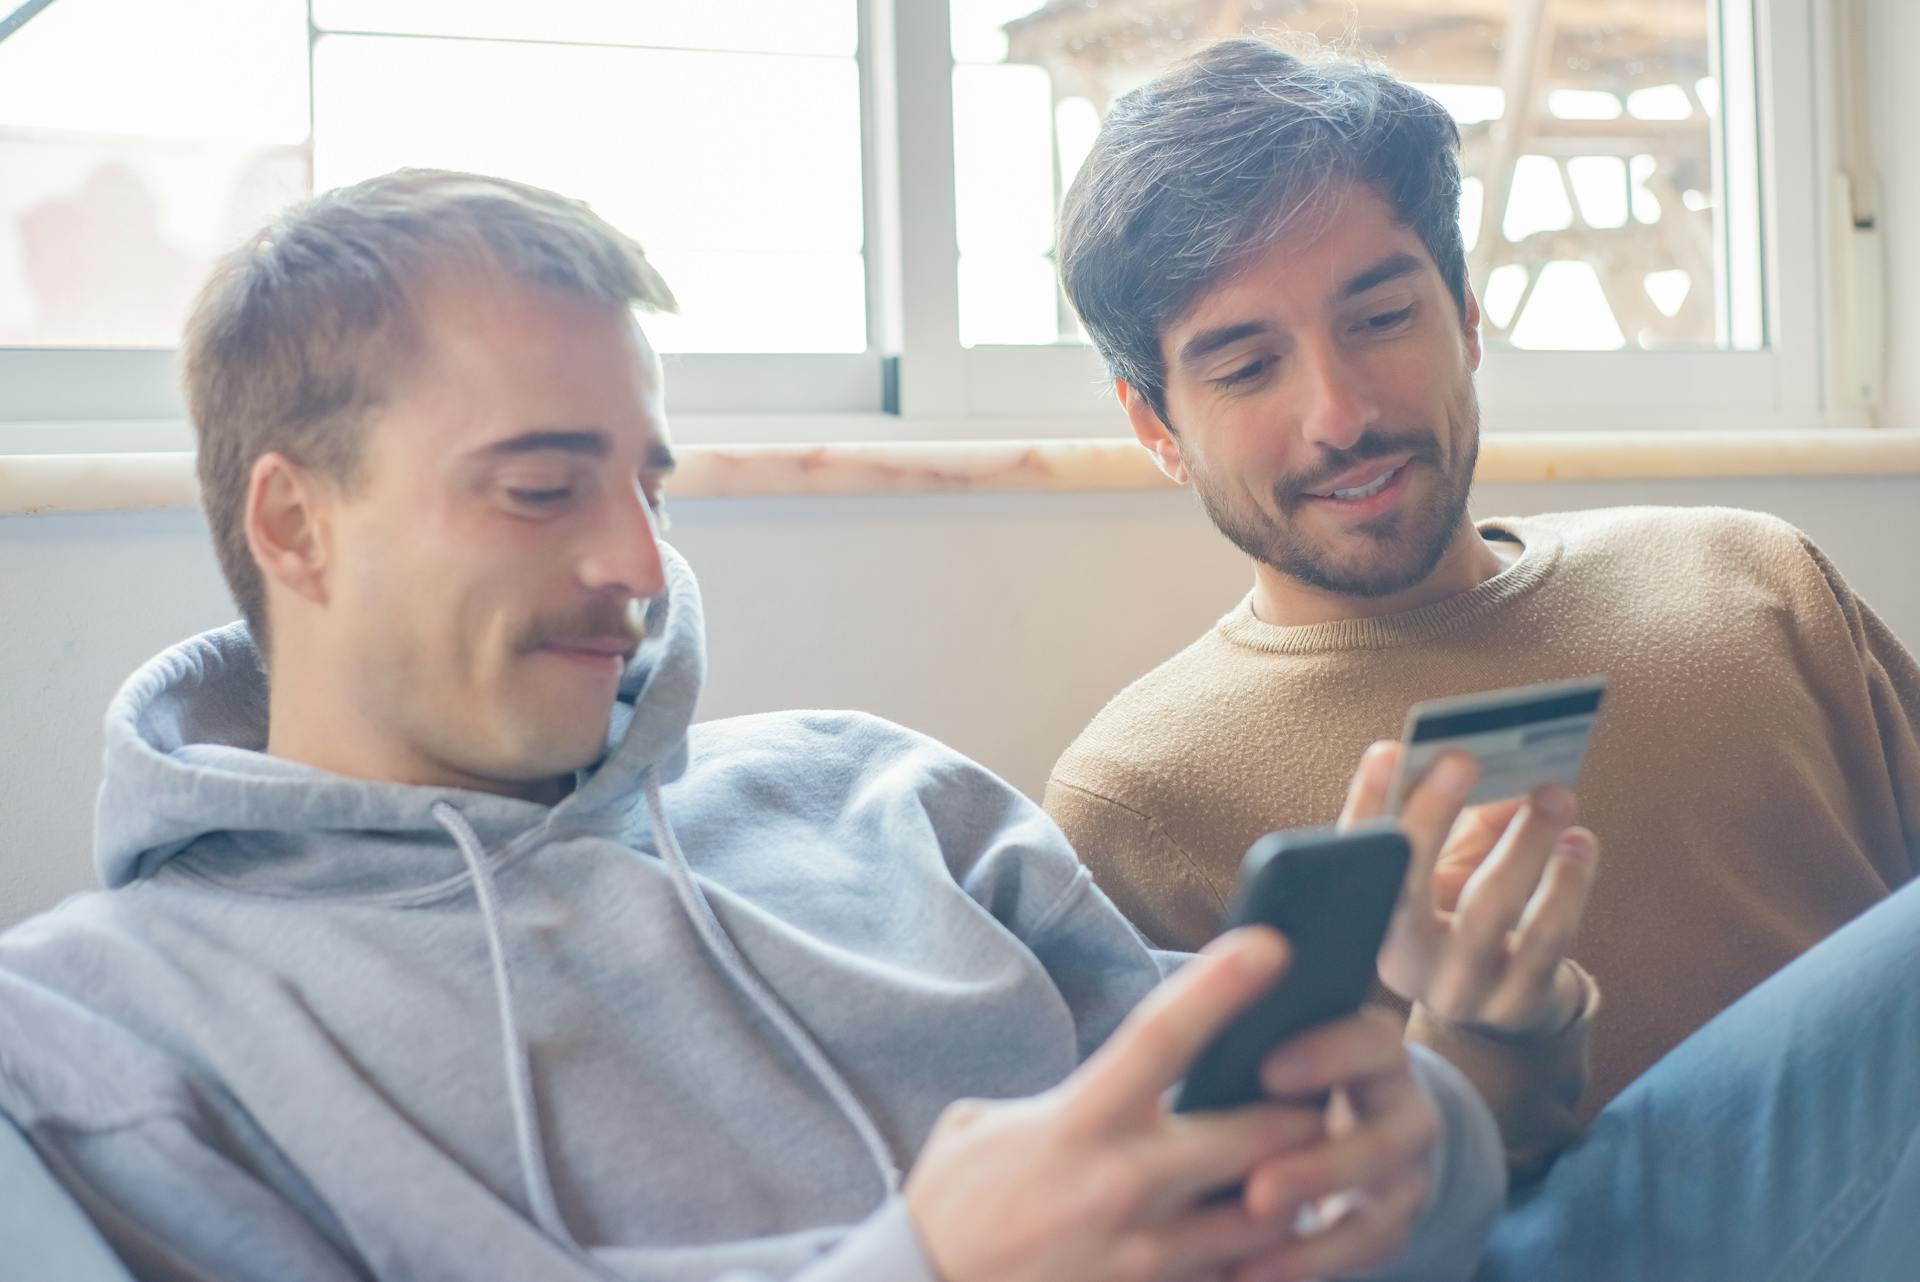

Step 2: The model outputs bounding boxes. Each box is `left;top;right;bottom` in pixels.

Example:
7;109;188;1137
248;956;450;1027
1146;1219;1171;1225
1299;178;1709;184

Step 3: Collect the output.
1478;876;1920;1282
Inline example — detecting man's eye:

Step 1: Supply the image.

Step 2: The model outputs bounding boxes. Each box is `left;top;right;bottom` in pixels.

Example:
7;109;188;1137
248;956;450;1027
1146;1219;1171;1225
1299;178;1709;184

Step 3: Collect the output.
1363;306;1416;332
1214;357;1272;388
506;487;573;508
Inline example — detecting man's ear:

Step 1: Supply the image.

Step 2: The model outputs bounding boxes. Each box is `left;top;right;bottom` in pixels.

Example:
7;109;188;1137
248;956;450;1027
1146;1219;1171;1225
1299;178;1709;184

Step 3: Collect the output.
1461;285;1484;371
244;452;333;610
1118;378;1188;486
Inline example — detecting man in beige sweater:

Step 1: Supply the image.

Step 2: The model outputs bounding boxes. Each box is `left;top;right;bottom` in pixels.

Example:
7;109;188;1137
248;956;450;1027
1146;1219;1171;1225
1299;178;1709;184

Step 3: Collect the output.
1044;37;1920;1169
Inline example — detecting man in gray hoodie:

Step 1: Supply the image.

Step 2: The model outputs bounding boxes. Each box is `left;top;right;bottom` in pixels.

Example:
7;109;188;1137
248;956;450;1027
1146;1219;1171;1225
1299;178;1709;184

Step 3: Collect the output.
2;169;1916;1282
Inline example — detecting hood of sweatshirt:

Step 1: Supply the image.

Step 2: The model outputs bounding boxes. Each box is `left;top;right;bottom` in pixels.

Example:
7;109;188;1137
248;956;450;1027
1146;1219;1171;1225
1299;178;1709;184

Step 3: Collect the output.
84;543;906;1248
93;543;706;895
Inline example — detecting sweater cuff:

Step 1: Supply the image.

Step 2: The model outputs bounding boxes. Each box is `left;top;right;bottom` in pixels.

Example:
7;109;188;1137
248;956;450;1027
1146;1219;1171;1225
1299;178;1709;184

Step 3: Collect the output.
786;1197;942;1282
1403;959;1600;1181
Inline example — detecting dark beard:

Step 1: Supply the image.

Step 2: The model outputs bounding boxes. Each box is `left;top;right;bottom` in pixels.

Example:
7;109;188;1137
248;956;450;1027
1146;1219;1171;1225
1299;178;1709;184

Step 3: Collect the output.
1190;424;1478;600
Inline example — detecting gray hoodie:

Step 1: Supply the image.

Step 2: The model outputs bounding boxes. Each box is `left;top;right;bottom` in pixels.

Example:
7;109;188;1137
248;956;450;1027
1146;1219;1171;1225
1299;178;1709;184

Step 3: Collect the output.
0;547;1503;1282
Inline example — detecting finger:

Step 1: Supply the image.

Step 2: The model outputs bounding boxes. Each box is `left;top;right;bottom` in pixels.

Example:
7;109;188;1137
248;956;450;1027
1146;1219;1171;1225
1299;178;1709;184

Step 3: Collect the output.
1503;827;1599;998
1429;797;1525;912
1246;1046;1434;1216
1243;1104;1430;1227
1437;798;1526;868
1336;742;1399;829
1394;753;1480;909
1230;1168;1432;1282
1256;1009;1405;1101
1132;1195;1306;1282
1069;928;1290;1129
1132;1103;1327;1217
1343;1042;1435;1134
1451;786;1578;966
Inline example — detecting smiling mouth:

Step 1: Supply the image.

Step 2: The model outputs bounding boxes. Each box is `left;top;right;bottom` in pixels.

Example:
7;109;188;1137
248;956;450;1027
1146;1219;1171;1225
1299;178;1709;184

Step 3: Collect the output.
536;640;636;670
1306;461;1406;501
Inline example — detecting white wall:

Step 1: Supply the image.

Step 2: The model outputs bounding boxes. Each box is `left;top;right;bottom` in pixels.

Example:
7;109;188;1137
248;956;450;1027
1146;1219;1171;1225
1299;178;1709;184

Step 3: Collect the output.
5;474;1920;929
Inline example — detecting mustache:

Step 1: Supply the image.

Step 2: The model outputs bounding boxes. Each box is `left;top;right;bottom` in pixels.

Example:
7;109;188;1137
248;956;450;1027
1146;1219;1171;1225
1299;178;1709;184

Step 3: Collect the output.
1281;429;1441;503
516;596;648;654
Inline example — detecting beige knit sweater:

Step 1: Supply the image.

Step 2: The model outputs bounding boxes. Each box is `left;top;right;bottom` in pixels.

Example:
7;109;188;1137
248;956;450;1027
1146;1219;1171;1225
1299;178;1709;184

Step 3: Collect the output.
1047;507;1920;1170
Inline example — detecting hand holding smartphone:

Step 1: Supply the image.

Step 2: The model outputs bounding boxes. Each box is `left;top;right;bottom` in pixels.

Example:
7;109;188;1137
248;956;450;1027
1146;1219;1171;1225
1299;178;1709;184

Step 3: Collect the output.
1173;821;1410;1114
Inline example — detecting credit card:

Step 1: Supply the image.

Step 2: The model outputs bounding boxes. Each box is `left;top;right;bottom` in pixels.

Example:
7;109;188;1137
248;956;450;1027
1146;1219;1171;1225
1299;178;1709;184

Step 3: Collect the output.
1391;675;1608;811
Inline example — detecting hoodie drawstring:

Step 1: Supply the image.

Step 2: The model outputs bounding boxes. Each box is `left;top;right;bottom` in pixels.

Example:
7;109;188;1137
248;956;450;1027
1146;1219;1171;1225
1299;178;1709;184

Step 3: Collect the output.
433;777;899;1261
431;801;578;1249
643;769;903;1195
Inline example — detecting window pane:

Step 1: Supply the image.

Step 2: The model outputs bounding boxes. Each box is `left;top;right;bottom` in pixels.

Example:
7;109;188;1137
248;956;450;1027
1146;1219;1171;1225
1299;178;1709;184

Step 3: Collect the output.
954;65;1055;258
643;250;867;355
2;2;865;357
315;0;857;58
951;0;1761;353
0;0;309;347
310;33;865;354
959;254;1061;346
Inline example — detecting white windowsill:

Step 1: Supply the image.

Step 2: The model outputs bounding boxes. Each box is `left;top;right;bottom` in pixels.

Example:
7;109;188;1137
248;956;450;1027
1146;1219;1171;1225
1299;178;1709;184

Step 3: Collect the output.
3;429;1918;517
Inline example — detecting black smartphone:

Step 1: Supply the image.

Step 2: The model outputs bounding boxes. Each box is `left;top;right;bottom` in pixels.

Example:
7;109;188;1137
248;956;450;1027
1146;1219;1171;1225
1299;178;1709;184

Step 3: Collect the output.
1173;821;1411;1114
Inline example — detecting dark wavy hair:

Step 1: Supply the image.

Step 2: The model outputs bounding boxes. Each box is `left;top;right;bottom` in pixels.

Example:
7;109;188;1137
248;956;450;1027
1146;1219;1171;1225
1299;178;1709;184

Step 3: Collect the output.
1058;37;1467;419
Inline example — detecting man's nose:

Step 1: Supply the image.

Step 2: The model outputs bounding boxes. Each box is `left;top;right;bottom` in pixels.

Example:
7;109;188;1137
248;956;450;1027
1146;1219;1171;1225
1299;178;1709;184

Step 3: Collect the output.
1297;340;1376;452
577;489;667;603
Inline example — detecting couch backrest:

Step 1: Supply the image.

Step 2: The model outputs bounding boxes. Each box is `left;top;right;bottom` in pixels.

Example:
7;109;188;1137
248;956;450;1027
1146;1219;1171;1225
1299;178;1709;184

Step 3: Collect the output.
0;1113;135;1282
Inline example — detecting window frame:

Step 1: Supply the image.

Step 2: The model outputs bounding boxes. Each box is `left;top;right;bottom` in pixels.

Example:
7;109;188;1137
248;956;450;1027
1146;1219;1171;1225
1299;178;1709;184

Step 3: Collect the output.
0;0;1868;444
924;0;1850;434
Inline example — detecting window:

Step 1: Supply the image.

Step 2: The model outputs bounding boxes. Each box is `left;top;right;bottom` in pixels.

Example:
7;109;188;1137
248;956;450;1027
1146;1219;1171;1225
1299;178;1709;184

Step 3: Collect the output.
0;0;877;420
944;0;1827;427
312;1;867;357
0;0;308;350
0;0;1853;437
952;0;1763;354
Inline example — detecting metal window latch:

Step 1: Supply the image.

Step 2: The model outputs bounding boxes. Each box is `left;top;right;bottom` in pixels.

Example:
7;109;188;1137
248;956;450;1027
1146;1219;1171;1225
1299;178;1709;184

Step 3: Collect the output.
1832;175;1885;413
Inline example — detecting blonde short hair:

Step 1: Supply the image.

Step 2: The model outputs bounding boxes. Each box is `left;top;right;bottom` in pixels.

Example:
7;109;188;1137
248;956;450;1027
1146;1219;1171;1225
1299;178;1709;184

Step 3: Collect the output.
182;168;677;647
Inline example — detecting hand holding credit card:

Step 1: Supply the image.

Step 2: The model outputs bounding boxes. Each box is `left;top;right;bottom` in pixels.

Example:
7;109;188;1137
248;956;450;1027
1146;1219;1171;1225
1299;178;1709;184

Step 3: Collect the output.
1390;675;1608;811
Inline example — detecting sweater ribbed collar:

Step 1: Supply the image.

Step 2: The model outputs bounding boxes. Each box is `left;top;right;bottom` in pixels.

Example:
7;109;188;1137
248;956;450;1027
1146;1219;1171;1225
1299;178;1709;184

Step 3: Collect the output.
1215;517;1564;655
